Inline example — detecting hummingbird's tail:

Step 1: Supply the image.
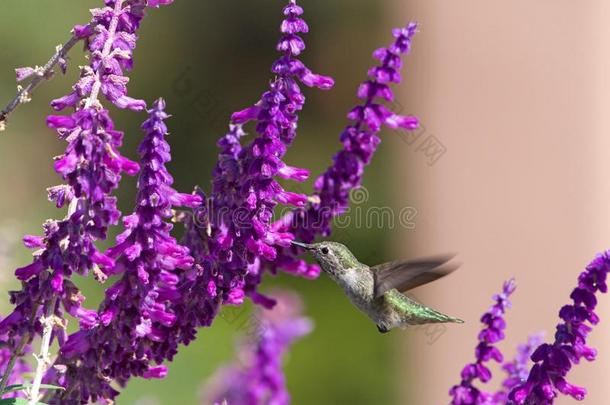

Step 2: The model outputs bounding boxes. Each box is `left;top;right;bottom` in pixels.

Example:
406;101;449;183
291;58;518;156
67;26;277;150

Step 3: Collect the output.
409;305;464;325
386;290;464;326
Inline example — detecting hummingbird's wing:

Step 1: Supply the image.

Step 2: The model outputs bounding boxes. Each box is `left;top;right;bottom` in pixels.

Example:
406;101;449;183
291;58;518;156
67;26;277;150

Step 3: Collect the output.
371;254;458;299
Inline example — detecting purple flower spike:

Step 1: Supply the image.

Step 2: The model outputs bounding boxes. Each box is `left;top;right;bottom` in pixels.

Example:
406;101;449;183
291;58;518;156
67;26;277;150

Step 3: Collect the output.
2;0;169;373
51;0;165;112
182;0;334;318
491;333;544;404
509;252;610;405
203;290;312;405
0;107;139;392
47;99;202;403
147;0;173;7
448;279;516;405
272;23;420;276
0;323;30;399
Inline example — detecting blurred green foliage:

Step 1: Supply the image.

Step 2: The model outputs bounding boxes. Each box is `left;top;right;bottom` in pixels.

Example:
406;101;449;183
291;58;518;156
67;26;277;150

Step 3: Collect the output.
0;1;411;404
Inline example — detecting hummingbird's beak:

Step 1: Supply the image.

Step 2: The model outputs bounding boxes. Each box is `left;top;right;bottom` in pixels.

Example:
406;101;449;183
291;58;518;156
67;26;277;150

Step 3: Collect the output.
290;241;314;250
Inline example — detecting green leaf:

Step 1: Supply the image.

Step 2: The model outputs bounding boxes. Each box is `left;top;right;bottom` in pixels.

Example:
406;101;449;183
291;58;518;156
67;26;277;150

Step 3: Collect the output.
0;385;25;395
0;398;47;404
0;399;25;405
2;384;63;395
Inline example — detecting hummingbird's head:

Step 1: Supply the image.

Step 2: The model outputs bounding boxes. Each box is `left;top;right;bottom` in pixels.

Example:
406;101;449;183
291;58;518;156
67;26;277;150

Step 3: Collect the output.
291;240;359;279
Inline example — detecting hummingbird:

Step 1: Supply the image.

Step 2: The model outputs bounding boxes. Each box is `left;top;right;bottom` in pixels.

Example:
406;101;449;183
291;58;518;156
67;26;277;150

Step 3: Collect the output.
291;240;463;333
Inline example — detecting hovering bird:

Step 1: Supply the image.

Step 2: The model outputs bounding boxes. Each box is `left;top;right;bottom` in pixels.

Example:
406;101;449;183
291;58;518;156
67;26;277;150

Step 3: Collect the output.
291;240;463;333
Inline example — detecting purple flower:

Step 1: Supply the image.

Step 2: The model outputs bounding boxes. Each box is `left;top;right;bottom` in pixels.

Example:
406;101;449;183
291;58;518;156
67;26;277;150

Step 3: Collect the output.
509;252;610;404
0;5;430;405
272;23;419;276
147;0;173;7
0;1;173;398
448;279;516;405
182;0;333;316
0;108;138;394
491;334;543;403
51;0;171;112
202;290;312;405
46;99;202;403
0;326;30;399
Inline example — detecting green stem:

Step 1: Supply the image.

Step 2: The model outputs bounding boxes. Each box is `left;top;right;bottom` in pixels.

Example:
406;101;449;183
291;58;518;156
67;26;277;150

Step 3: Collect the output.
0;30;86;130
0;303;40;396
27;297;58;404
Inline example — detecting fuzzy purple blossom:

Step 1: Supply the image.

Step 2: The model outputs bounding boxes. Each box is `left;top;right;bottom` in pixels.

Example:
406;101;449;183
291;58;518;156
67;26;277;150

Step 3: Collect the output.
0;107;139;394
177;20;421;403
0;0;170;379
182;0;334;316
52;0;172;113
0;329;30;399
45;99;201;403
0;0;173;399
491;334;543;404
202;290;312;405
449;279;516;405
223;0;334;280
147;0;173;7
509;252;610;404
273;23;419;274
0;3;443;404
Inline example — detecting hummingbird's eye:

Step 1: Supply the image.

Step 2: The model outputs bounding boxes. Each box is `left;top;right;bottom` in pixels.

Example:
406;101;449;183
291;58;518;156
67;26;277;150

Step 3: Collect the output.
321;247;329;255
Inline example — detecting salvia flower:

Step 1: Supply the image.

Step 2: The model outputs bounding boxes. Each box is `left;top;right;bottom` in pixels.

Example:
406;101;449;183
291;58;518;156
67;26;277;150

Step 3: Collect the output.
183;0;334;317
202;290;312;405
272;23;420;276
47;99;201;403
1;0;170;375
448;279;516;405
52;0;172;112
491;333;543;403
0;0;172;399
509;252;610;404
0;108;139;392
0;328;30;399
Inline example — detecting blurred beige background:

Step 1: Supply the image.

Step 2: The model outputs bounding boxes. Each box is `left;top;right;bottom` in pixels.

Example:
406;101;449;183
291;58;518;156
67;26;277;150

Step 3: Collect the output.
389;1;610;404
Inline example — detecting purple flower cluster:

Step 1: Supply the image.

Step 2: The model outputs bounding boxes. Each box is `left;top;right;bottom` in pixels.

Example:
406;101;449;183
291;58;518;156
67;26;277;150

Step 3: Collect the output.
52;0;163;112
272;23;420;274
492;334;543;403
183;0;334;314
36;3;337;400
449;280;516;405
46;99;201;403
0;0;172;400
509;252;610;404
1;1;433;399
203;290;312;405
447;253;610;405
0;107;138;393
7;0;610;403
0;331;30;399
